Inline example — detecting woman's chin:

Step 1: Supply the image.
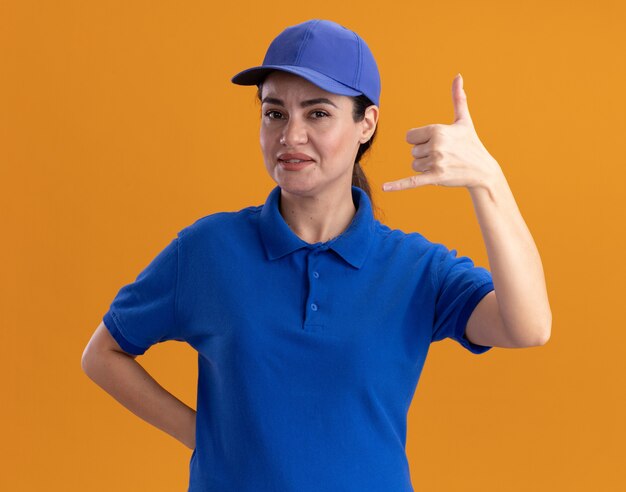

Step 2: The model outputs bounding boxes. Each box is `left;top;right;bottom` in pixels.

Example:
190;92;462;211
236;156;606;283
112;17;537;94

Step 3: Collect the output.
274;181;314;196
272;172;317;193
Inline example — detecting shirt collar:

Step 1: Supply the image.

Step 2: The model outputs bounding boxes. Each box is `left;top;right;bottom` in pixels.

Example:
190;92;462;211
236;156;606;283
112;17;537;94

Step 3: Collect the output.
259;185;375;269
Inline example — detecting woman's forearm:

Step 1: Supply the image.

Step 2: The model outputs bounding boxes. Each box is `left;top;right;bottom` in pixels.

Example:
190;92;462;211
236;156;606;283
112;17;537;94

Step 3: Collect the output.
84;349;196;450
468;164;552;344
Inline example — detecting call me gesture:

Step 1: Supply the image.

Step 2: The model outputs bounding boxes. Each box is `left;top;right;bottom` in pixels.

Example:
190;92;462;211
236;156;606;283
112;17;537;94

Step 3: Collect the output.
383;73;552;349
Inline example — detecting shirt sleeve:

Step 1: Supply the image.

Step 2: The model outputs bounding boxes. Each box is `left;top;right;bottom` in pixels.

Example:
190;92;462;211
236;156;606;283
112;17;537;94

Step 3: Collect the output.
102;235;182;356
431;245;495;354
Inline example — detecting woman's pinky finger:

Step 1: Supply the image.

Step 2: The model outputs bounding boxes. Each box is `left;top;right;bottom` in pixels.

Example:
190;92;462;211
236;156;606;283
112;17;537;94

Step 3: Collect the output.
382;172;439;191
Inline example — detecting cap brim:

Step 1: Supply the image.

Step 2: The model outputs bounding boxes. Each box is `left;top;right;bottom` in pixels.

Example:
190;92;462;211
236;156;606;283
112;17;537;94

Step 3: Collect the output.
231;65;362;97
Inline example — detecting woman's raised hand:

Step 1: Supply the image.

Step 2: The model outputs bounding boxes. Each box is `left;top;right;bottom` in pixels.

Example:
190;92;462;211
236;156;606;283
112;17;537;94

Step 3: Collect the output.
382;74;502;192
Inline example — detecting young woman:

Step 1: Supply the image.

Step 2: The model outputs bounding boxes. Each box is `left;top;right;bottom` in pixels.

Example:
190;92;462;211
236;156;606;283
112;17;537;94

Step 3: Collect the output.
82;19;551;492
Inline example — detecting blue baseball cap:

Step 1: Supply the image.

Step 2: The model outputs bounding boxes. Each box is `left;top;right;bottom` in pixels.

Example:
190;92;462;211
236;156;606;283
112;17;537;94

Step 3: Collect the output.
231;19;381;107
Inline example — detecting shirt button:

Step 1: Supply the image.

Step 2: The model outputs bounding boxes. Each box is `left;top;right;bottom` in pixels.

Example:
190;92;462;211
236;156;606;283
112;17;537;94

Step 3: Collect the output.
310;303;318;311
313;271;319;279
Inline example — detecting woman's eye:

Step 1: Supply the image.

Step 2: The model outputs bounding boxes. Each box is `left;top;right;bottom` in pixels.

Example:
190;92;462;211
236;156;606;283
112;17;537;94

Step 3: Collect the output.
264;110;283;119
263;110;329;120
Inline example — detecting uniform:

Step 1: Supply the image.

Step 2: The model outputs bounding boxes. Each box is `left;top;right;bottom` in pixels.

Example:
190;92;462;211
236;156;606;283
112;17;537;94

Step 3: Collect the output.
103;184;495;491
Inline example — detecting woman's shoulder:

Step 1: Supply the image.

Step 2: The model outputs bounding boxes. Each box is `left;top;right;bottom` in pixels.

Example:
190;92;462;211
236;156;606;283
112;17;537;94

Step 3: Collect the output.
371;219;451;263
176;204;263;242
373;219;436;247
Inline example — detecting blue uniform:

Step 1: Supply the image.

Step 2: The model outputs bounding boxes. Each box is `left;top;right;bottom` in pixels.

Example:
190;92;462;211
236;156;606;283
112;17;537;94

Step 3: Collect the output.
103;184;495;492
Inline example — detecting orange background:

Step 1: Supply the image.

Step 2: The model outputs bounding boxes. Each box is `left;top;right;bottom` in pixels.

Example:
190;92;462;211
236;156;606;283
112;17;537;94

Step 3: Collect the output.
2;1;624;490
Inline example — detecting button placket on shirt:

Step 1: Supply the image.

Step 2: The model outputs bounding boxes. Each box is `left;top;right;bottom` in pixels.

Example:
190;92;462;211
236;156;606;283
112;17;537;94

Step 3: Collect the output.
303;246;325;330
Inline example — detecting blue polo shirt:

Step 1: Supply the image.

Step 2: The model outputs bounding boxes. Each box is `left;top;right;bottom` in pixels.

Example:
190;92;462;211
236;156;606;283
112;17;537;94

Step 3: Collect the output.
103;184;495;492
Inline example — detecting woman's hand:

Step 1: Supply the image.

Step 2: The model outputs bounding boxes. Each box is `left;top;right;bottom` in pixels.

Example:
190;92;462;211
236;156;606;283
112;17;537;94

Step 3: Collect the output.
382;73;503;192
381;74;553;347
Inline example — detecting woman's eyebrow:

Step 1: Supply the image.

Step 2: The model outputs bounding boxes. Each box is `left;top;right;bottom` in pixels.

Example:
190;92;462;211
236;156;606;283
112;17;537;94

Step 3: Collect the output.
261;96;338;108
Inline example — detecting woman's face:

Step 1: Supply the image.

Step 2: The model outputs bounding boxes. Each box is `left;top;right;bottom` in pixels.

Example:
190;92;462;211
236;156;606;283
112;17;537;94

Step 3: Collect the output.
259;71;377;198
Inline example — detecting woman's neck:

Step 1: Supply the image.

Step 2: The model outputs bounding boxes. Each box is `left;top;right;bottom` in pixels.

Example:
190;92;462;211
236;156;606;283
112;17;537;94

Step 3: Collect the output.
278;186;357;245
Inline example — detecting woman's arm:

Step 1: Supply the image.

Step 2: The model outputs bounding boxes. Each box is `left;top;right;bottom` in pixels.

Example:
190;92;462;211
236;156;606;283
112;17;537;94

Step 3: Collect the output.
465;167;551;347
382;73;552;348
81;322;197;450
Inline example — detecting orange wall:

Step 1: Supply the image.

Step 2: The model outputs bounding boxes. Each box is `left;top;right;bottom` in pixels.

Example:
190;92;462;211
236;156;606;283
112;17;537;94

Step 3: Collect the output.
1;1;624;490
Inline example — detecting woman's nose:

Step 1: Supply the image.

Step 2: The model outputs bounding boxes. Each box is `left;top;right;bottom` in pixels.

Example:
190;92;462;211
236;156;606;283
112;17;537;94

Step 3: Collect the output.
280;117;308;146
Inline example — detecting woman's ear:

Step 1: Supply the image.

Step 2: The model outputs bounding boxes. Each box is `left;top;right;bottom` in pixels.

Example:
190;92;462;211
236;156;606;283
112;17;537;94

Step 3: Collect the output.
360;105;379;143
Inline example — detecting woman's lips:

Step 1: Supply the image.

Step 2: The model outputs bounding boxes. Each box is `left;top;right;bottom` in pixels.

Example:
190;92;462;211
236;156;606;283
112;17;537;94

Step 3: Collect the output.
278;159;314;170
